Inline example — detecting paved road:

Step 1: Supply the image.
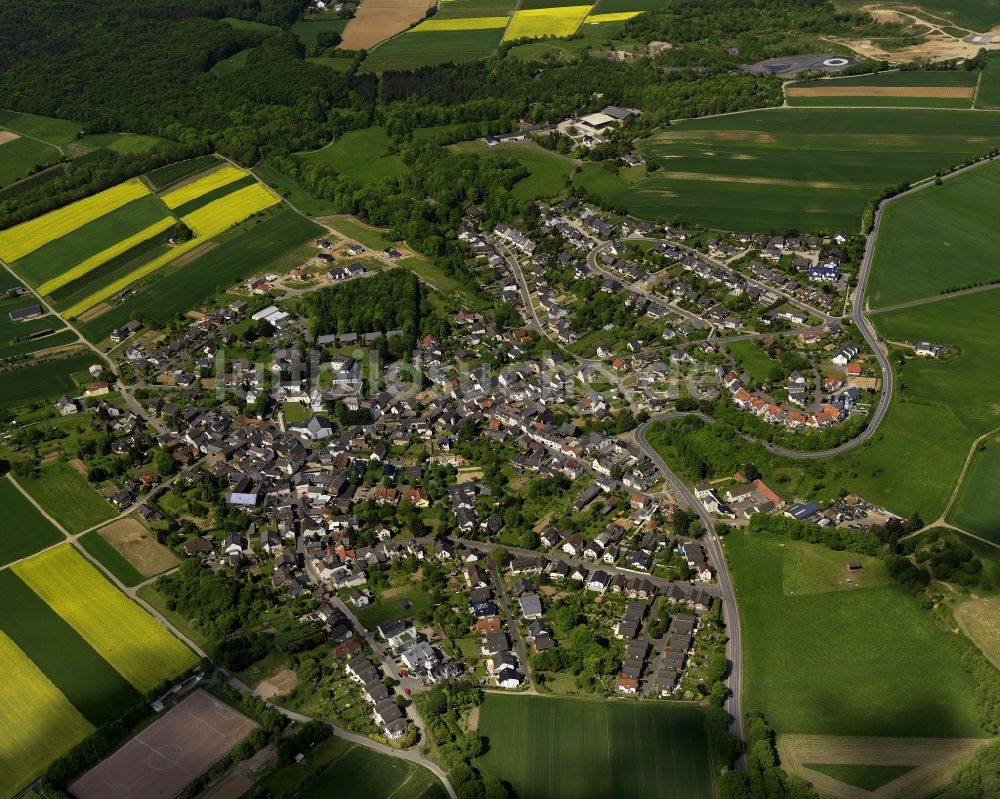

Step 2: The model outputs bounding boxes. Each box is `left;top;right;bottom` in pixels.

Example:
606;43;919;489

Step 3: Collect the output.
496;240;543;333
488;561;535;688
633;420;746;769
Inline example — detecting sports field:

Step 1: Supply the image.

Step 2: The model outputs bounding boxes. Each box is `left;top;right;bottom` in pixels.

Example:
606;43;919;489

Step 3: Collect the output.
0;478;63;566
726;531;985;738
589;109;1000;232
13;545;198;692
476;694;715;799
295;740;449;799
866;160;1000;307
0;629;94;798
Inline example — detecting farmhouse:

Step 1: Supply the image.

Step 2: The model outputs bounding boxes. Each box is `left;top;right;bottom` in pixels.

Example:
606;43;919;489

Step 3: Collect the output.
9;304;41;321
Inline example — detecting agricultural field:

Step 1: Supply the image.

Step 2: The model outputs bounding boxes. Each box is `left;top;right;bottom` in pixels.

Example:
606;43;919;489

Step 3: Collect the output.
975;53;1000;108
299;128;405;184
340;0;435;50
0;351;96;408
883;0;1000;32
253;161;339;216
0;629;94;798
0;478;63;566
79;531;145;587
13;545;198;692
449;140;575;200
69;132;168;157
0;294;72;359
726;530;984;738
584;109;1000;232
786;69;978;108
291;13;348;48
18;461;116;534
95;518;179;580
476;694;715;799
948;434;1000;543
1;111;82;146
0;132;60;189
504;5;593;40
145;155;223;191
361;29;505;71
866;160;1000;307
292;740;448;799
78;208;321;342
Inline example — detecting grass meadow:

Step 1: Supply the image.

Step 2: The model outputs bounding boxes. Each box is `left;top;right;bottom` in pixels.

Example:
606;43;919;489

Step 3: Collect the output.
19;461;115;534
0;569;142;726
0;478;63;566
723;339;775;385
361;29;505;71
948;435;1000;543
1;111;82;146
476;694;715;799
888;0;1000;31
0;352;95;408
803;763;913;791
976;54;1000;108
725;530;985;738
0;629;94;799
300;127;405;183
0;135;60;189
600;109;1000;232
866;160;1000;307
253;161;339;216
291;14;348;48
449;139;574;200
13;545;198;693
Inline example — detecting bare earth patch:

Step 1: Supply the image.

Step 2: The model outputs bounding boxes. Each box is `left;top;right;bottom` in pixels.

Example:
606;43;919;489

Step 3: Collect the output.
340;0;436;50
75;303;111;323
467;706;480;731
255;667;300;700
954;595;1000;668
68;458;88;475
778;734;988;799
99;518;179;577
787;86;974;98
0;130;20;145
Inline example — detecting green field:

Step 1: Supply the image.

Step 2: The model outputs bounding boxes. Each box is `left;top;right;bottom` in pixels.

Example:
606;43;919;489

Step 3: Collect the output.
291;15;348;48
0;328;77;359
592;0;664;11
787;69;978;108
253;161;339;216
976;54;1000;108
867;161;1000;307
79;208;322;341
211;47;253;76
0;351;94;407
223;16;281;32
18;461;116;534
72;133;167;157
587;109;1000;232
361;29;505;72
804;763;914;791
888;0;1000;32
327;216;396;250
294;741;448;799
949;434;1000;543
0;568;142;726
79;530;146;586
0;478;63;566
724;339;775;385
11;194;171;288
432;0;517;18
450;139;574;200
0;135;60;188
476;694;715;799
299;127;405;184
0;294;64;348
1;111;82;146
145;155;223;190
726;530;985;737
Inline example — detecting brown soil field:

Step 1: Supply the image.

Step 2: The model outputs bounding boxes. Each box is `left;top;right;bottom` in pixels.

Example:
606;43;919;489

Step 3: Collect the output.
786;86;974;98
0;130;20;145
467;706;480;731
255;667;299;700
75;302;111;323
68;457;88;475
339;0;435;50
99;518;179;577
954;595;1000;668
778;734;988;799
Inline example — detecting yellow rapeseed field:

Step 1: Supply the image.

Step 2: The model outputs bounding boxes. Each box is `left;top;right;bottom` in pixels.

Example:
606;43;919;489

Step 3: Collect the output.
37;216;175;296
0;179;149;263
414;15;509;30
584;11;641;22
13;546;197;693
181;182;280;238
502;5;591;41
0;630;93;798
160;163;249;209
65;181;279;317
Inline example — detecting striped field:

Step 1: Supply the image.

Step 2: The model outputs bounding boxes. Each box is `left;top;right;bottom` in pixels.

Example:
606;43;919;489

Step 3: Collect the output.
414;15;509;29
584;10;640;21
160;164;249;209
12;546;197;692
503;5;592;39
0;180;149;262
0;629;94;798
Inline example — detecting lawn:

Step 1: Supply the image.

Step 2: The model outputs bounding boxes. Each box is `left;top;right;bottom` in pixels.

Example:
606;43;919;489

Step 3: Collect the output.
10;194;169;288
0;351;96;408
724;339;775;385
0;629;94;799
0;134;60;188
948;432;1000;543
360;29;505;72
299;127;405;184
79;208;321;342
866;160;1000;307
0;478;63;566
725;530;985;738
355;583;435;629
79;530;145;586
596;108;1000;232
18;461;116;534
0;569;142;726
476;694;715;799
13;545;198;693
449;139;574;200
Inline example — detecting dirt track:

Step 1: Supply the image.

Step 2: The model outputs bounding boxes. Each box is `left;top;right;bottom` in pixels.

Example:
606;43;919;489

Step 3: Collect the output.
786;86;974;98
778;734;988;799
